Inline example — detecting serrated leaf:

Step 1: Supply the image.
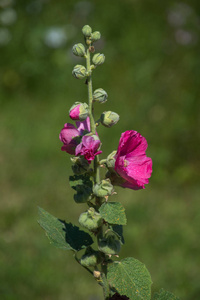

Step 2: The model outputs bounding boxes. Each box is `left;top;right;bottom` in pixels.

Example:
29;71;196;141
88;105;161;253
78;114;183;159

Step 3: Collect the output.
99;202;127;225
38;207;93;251
153;288;179;300
69;174;93;191
69;174;93;203
111;225;125;244
107;257;152;300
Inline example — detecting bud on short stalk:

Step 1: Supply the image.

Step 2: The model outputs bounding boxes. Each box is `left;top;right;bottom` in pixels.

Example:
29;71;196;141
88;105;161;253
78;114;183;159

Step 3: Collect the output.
92;53;105;66
72;65;86;79
93;179;113;197
106;151;117;168
93;88;108;104
79;207;102;230
69;102;89;121
98;234;121;255
72;43;86;57
100;111;120;128
91;31;101;42
80;247;101;267
82;25;92;37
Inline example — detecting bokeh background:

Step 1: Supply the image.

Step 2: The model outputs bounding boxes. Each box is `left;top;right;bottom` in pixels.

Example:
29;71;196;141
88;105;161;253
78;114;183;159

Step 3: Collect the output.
1;0;200;299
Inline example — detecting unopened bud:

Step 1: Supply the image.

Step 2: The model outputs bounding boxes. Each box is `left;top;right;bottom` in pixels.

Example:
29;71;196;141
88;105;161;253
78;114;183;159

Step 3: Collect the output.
106;151;117;169
92;53;105;66
91;31;101;42
69;102;89;121
72;65;86;79
93;179;113;197
82;25;92;37
79;207;102;230
93;88;108;104
100;111;119;128
72;43;86;57
93;270;101;279
98;234;121;255
80;247;101;267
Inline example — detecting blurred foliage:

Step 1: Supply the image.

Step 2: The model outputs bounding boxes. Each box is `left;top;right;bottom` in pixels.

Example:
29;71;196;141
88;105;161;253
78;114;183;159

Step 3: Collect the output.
0;0;200;299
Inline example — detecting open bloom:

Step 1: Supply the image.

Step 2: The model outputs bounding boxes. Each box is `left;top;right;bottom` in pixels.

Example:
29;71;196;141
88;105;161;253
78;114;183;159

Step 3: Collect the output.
59;117;90;155
75;135;102;163
114;130;152;190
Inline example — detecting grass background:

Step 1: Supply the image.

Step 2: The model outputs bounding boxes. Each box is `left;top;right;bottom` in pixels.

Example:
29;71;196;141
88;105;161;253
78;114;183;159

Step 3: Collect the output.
0;0;200;299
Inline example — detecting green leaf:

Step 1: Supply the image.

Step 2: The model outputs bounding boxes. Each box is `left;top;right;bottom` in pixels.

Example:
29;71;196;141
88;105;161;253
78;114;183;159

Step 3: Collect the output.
153;288;179;300
38;207;93;251
99;202;127;225
69;174;93;191
111;224;125;244
107;257;152;300
69;174;93;203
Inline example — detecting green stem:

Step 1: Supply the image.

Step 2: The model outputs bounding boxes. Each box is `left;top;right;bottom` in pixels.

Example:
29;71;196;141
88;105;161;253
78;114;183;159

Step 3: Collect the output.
86;48;96;134
86;47;101;185
85;44;108;298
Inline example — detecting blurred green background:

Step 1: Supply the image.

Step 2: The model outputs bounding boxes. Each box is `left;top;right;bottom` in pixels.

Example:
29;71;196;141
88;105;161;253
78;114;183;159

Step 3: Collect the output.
0;0;200;299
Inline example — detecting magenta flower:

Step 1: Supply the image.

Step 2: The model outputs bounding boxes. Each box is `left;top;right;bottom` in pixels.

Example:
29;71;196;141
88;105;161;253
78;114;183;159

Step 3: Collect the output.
114;130;152;190
59;117;90;155
75;135;102;163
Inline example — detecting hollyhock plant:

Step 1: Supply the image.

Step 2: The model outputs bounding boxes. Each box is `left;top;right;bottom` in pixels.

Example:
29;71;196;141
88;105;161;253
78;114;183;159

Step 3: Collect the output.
39;25;179;300
75;135;102;163
114;130;152;190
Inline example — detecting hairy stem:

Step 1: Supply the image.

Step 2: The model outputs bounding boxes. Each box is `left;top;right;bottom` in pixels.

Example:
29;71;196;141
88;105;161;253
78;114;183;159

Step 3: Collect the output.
86;43;109;299
86;47;96;134
86;46;101;185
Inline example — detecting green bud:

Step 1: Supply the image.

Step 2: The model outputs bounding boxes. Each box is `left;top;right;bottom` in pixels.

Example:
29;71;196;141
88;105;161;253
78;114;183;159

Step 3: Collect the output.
82;25;92;37
72;65;86;79
80;247;101;267
72;43;86;57
91;31;101;42
100;111;120;128
106;151;117;169
98;234;121;255
71;157;90;175
93;179;114;197
93;88;108;104
92;53;105;66
79;207;102;230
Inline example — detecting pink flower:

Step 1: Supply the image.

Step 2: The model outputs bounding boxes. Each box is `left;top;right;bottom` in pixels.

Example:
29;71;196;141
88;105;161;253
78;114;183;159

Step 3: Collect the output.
69;104;80;120
75;135;102;163
114;130;152;190
69;102;88;121
59;117;90;155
